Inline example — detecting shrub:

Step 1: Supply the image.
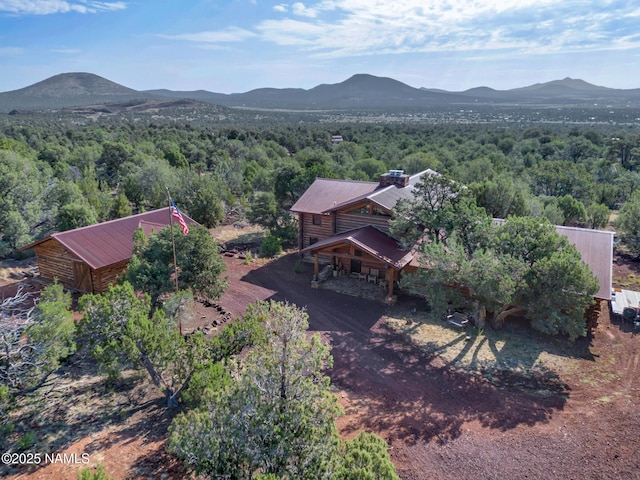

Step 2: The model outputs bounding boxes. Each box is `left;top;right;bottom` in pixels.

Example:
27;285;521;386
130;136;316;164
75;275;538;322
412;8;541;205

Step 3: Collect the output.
334;432;400;480
16;430;36;451
181;361;231;410
294;260;305;273
260;232;282;258
77;464;114;480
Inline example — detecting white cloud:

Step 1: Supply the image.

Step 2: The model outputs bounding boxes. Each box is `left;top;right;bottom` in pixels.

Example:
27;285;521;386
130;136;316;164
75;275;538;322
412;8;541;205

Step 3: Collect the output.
257;18;325;46
273;4;287;13
159;26;258;44
292;2;316;17
0;0;126;15
87;1;125;11
253;0;640;58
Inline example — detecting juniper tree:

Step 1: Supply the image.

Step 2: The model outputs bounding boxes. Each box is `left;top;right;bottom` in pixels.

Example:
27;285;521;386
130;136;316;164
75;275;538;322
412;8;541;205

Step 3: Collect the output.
78;282;254;408
168;300;400;479
126;224;227;304
407;216;598;340
169;301;341;479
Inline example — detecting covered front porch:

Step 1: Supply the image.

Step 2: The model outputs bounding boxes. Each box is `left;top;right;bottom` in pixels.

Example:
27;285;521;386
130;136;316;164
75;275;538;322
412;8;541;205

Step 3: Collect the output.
313;269;390;302
300;226;413;299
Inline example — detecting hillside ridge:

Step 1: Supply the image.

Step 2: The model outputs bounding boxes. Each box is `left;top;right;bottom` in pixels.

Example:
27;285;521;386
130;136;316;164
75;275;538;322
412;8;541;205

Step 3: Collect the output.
2;72;640;113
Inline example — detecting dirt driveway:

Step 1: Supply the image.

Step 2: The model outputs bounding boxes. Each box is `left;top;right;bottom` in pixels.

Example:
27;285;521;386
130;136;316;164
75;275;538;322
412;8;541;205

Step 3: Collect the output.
221;253;640;480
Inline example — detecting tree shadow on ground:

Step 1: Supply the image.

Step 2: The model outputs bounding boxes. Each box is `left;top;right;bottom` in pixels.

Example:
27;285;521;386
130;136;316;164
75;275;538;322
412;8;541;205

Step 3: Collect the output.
331;320;569;447
81;395;185;479
398;294;596;362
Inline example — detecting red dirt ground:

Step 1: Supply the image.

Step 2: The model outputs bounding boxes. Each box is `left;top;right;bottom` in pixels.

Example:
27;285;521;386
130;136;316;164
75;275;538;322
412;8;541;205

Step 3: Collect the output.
4;251;640;479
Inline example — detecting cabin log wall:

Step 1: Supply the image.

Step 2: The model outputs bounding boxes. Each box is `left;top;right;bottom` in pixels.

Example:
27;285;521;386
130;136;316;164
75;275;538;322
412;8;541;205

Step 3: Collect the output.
336;212;390;234
34;239;130;294
93;259;130;293
301;213;334;248
34;240;81;289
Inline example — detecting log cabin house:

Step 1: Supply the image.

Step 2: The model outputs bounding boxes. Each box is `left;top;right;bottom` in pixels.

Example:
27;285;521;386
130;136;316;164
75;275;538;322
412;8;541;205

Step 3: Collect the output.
291;169;614;302
21;208;197;294
291;169;434;298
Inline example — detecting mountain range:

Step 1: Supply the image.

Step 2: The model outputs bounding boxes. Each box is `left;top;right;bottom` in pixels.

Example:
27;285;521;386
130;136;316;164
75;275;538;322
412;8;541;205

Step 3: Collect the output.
1;72;640;114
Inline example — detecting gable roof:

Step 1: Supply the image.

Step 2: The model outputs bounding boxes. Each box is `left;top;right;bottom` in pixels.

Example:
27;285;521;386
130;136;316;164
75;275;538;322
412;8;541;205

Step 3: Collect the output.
328;169;437;213
290;169;437;216
301;225;413;269
22;208;198;270
290;178;379;214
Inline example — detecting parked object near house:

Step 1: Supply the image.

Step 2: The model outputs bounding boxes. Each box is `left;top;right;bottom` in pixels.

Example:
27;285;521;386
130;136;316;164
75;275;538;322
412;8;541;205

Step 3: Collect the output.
610;288;640;329
621;307;640;328
20;208;197;293
445;312;470;328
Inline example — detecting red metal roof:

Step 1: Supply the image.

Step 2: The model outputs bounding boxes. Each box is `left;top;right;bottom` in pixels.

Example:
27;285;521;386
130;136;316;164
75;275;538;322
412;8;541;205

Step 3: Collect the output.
327;169;436;213
290;178;379;214
291;170;436;215
22;208;198;270
301;226;414;269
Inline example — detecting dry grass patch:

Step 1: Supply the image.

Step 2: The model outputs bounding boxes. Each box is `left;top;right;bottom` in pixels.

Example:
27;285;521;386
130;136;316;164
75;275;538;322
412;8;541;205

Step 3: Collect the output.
613;272;640;290
385;307;594;381
211;223;265;245
0;258;36;285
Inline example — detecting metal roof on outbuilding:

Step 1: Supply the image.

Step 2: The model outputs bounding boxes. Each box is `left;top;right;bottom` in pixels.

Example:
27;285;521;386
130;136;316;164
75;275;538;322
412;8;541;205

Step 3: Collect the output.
493;219;614;300
22;208;198;270
554;225;614;300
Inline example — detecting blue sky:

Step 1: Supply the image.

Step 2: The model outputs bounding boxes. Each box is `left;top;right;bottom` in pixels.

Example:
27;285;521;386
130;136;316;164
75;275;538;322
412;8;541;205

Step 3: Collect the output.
0;0;639;93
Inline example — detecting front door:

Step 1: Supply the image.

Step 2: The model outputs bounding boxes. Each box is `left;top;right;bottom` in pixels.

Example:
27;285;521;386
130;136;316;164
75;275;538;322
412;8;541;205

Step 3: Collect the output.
73;262;93;292
350;259;361;274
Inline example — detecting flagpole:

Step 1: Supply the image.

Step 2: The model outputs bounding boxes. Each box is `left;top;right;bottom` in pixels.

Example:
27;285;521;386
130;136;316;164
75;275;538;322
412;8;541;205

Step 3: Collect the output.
166;188;180;294
166;187;182;335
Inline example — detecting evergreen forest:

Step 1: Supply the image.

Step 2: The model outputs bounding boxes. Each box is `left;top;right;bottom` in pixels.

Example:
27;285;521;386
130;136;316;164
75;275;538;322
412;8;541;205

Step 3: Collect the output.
2;113;640;258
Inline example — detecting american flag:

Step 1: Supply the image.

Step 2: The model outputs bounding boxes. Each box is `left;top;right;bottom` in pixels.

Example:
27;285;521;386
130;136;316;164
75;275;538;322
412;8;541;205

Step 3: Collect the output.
171;200;189;236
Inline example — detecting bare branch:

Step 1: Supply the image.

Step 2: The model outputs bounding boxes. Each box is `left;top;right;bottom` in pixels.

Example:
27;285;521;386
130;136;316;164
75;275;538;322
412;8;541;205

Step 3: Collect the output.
1;282;74;392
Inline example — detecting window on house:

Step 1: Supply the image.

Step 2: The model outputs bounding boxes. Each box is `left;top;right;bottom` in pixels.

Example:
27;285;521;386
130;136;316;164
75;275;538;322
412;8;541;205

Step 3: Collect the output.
312;214;322;225
309;237;318;245
354;249;362;257
347;205;369;215
372;206;391;217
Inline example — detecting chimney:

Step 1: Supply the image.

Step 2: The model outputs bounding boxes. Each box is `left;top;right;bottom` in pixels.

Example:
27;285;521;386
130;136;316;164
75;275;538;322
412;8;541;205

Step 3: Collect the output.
379;169;409;188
